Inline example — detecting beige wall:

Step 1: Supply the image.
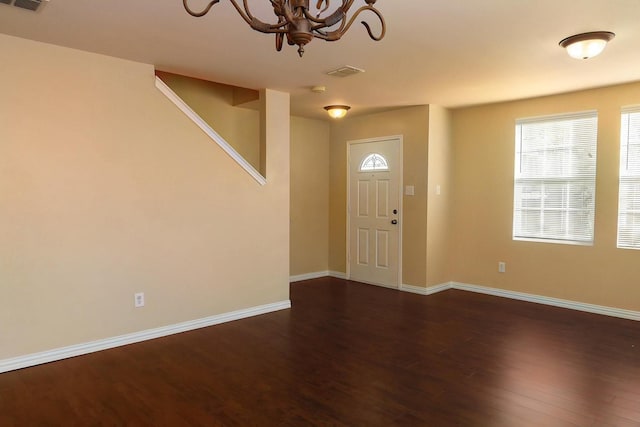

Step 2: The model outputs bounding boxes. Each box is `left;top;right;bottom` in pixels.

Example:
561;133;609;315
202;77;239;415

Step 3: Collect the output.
329;107;430;287
4;31;638;367
0;34;290;360
426;105;453;286
155;71;261;172
290;117;330;276
451;81;640;311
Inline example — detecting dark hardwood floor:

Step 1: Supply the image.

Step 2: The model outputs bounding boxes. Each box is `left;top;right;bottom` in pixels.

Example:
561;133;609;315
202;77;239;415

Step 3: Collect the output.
1;277;639;426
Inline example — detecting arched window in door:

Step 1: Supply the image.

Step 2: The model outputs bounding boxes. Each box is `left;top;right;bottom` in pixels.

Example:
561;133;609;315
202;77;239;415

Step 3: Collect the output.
360;153;389;171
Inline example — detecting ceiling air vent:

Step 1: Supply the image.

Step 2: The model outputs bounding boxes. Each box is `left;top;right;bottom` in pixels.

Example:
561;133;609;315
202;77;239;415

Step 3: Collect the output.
326;65;365;78
1;0;44;11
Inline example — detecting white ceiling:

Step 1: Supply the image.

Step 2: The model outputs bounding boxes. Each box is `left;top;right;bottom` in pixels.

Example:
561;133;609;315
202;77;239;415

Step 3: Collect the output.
2;0;639;119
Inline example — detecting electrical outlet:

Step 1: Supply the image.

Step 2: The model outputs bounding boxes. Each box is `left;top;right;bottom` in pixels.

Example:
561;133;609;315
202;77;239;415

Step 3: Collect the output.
134;292;145;308
498;262;506;273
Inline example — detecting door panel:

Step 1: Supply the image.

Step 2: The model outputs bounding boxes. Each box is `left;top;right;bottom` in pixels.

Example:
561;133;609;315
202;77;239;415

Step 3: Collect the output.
358;181;369;217
376;230;389;268
377;180;389;218
357;228;369;265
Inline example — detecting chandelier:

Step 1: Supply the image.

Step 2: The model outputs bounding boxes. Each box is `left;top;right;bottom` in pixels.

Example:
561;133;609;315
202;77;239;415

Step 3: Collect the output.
183;0;386;57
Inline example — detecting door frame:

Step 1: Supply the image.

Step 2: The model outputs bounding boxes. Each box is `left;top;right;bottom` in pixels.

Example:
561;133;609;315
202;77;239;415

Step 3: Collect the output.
346;135;404;289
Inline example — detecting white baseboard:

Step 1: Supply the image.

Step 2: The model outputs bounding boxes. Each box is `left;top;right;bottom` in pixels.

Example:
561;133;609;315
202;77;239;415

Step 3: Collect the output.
289;271;348;282
426;283;453;295
450;282;640;322
289;271;330;283
400;284;427;295
401;283;451;295
291;272;639;323
400;281;640;321
329;271;348;280
0;300;291;374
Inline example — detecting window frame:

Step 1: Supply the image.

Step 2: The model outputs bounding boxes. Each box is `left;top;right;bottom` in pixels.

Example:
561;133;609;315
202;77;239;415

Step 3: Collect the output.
617;106;640;250
359;153;389;172
512;110;598;246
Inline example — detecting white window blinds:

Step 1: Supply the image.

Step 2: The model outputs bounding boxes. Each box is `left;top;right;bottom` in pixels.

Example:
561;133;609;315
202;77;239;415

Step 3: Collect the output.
617;107;640;249
513;111;598;244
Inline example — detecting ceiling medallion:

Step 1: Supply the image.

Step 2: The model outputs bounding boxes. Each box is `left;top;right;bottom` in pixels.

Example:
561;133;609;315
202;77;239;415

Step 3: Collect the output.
183;0;386;57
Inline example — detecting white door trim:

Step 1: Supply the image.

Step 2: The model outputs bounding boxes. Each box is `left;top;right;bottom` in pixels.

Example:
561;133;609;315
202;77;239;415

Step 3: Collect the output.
346;135;403;288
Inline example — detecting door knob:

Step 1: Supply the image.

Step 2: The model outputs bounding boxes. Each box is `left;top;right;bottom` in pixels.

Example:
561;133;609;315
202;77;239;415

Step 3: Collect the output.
393;209;398;214
391;219;398;225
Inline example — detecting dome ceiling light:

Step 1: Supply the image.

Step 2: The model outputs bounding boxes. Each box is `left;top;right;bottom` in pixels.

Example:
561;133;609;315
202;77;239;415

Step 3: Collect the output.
324;105;351;119
559;31;615;60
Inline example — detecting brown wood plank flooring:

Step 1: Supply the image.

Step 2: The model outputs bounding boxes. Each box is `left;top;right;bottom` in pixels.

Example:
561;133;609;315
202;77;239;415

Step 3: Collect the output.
1;277;640;426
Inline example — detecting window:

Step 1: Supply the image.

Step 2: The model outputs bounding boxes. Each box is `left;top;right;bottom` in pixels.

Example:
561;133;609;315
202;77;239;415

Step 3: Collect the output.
360;153;389;171
617;107;640;249
513;111;598;244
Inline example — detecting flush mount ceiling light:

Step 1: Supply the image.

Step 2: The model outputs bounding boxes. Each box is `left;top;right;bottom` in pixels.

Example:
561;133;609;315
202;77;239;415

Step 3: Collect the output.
183;0;386;57
324;105;350;119
559;31;615;60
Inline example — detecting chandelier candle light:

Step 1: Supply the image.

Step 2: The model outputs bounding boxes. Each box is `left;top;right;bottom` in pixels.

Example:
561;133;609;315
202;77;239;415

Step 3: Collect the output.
183;0;386;57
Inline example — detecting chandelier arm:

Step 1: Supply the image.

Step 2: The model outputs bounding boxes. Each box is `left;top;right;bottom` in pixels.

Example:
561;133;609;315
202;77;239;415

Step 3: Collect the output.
319;5;385;41
342;0;356;12
183;0;220;17
360;6;386;41
266;0;292;31
317;0;330;16
224;0;288;33
279;0;296;24
227;0;259;27
310;2;357;37
240;0;260;22
312;8;352;33
303;0;353;23
303;9;327;24
311;29;336;41
305;9;346;28
338;0;356;12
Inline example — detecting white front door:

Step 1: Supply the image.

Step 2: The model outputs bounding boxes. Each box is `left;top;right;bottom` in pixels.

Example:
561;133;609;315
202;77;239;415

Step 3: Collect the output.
348;137;402;288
